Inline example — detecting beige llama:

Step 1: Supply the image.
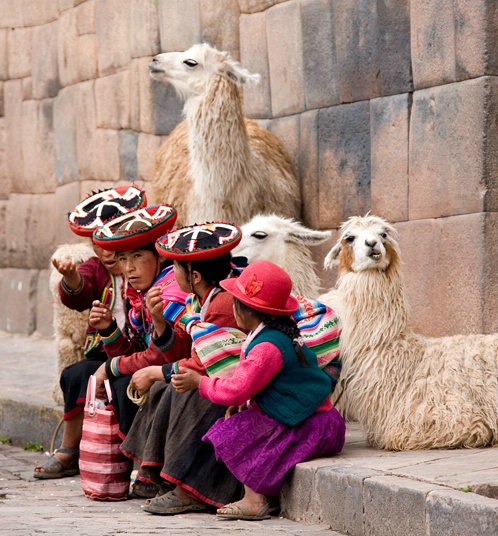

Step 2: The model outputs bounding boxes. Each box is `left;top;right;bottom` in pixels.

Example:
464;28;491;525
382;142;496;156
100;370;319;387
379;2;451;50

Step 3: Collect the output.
149;43;301;225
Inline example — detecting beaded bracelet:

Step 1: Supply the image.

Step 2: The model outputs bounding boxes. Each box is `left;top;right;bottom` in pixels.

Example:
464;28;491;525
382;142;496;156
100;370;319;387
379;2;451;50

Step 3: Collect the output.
61;277;85;295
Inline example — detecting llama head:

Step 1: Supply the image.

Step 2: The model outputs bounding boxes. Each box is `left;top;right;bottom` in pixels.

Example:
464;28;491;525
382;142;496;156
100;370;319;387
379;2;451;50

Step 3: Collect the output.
324;215;400;274
149;43;260;100
234;214;332;264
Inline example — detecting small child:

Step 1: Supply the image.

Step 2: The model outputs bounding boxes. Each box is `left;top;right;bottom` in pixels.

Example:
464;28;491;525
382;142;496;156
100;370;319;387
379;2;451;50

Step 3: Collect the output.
172;260;346;520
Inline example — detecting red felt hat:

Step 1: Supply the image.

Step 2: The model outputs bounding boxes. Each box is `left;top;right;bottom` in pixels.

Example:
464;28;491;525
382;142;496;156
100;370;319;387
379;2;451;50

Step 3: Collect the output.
92;204;178;251
155;222;242;261
67;184;147;237
220;260;299;316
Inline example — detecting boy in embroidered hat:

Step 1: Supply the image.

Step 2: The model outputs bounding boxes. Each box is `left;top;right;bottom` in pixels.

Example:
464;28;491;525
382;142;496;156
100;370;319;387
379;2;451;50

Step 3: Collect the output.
172;260;346;521
34;185;148;480
120;222;245;514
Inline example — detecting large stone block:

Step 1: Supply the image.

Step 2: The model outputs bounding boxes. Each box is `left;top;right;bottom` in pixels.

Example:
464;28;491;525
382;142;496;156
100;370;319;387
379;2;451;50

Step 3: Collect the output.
75;80;97;180
96;0;131;77
317;101;371;229
0;1;23;28
136;132;162;183
300;0;340;110
119;130;138;183
269;114;301;186
35;269;53;337
21;0;59;27
238;0;275;13
130;0;160;58
200;0;240;58
59;0;76;11
0;119;10;199
370;93;410;222
0;268;38;334
239;12;271;119
77;33;98;81
76;0;96;35
280;462;321;524
8;27;32;80
32;21;60;99
57;9;79;87
130;57;184;135
95;70;131;129
427;489;498;536
299;110;319;230
267;1;305;117
4;80;23;188
157;0;201;53
92;128;121;181
53;86;78;185
21;99;57;193
409;77;498;220
0;29;8;81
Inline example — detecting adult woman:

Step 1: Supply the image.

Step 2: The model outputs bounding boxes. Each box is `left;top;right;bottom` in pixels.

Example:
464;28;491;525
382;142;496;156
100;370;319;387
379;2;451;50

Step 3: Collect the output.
120;222;245;514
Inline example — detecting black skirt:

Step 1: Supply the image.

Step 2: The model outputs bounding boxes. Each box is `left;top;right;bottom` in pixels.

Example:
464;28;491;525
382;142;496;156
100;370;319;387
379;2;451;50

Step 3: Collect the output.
121;382;242;507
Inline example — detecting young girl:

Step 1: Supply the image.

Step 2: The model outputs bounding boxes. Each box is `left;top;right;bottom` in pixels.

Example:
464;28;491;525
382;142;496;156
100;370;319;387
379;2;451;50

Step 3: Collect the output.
172;260;346;520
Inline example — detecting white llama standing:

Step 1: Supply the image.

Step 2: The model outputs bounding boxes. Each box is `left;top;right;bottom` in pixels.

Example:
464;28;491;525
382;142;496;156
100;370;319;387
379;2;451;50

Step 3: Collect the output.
149;43;301;225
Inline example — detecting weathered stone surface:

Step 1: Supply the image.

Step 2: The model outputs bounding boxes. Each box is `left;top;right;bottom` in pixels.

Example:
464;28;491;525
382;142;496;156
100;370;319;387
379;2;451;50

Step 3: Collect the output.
130;0;160;58
95;70;131;129
136;132;162;183
157;0;201;53
301;0;340;110
269;114;301;186
22;76;32;100
4;80;23;188
411;0;498;90
119;130;139;183
0;82;3;117
0;1;23;28
409;77;498;220
0;200;6;265
96;0;131;77
267;0;305;117
281;462;320;524
57;9;79;87
370;93;410;222
32;21;60;99
59;0;75;11
92;128;121;181
427;489;498;536
53;86;78;185
0;119;10;199
35;269;53;337
21;99;56;193
0;268;38;334
8;27;32;80
75;80;97;180
239;12;271;119
21;0;59;27
364;476;443;536
238;0;275;13
299;110;319;230
317;101;371;229
200;0;240;58
0;29;8;80
76;0;96;35
77;33;98;81
130;57;184;135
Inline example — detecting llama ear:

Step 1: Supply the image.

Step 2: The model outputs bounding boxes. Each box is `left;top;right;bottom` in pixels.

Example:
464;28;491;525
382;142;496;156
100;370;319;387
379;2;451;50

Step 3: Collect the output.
324;243;342;269
215;61;261;86
288;229;332;246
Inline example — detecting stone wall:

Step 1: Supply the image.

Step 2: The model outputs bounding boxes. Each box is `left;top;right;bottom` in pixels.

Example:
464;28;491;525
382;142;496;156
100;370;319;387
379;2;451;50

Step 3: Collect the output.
1;0;498;338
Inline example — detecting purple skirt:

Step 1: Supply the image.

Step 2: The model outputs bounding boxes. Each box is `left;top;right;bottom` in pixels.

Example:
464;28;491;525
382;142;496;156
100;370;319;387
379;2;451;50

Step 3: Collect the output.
202;407;345;496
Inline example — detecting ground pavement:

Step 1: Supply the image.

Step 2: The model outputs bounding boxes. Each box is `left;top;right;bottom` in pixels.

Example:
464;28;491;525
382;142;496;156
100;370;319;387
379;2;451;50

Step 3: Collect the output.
1;331;498;535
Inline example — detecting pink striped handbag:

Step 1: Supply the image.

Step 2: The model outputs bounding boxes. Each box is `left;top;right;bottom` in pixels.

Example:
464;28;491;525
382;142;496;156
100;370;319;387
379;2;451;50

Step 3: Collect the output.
79;375;132;501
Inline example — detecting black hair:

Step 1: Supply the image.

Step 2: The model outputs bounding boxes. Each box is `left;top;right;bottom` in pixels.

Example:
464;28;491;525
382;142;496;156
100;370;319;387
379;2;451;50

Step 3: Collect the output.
234;299;307;366
177;253;232;287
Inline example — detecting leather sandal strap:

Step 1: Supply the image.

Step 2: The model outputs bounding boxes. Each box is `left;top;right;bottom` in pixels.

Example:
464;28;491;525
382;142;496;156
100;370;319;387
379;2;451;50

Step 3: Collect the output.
54;447;79;457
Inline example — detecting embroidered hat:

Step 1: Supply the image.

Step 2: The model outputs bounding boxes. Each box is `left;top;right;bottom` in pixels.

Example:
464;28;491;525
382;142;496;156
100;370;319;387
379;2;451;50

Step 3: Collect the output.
155;222;242;261
220;260;299;316
67;184;147;237
92;204;178;251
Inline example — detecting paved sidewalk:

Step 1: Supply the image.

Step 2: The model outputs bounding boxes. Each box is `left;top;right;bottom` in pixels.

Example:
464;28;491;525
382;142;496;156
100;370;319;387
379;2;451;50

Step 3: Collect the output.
1;330;498;535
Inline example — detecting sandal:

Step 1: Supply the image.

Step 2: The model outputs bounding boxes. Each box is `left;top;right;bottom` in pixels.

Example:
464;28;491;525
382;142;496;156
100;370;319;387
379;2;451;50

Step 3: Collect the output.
142;489;208;515
217;501;271;521
130;480;160;499
33;447;79;480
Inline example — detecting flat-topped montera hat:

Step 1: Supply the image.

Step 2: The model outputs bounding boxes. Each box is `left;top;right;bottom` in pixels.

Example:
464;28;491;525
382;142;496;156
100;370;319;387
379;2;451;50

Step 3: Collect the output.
67;184;147;237
92;204;178;251
155;222;242;261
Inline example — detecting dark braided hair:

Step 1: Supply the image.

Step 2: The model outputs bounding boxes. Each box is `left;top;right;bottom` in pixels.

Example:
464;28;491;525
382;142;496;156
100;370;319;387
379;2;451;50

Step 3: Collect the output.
234;299;308;366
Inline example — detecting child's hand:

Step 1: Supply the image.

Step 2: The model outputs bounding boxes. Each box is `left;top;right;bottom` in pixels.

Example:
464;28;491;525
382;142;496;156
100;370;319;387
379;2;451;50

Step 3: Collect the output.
130;366;163;396
89;300;113;330
52;258;82;290
171;366;202;393
145;286;166;336
94;364;109;400
225;404;247;420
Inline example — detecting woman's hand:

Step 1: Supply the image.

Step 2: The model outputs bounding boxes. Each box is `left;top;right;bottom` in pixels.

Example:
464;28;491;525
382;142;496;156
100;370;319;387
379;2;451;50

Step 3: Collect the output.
94;363;109;400
225;404;247;420
130;366;163;396
52;258;82;291
171;366;202;393
145;286;166;336
89;300;113;330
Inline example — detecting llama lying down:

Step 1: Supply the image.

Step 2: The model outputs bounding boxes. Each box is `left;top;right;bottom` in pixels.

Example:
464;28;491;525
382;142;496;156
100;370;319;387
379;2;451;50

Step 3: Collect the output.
322;214;498;450
149;43;301;226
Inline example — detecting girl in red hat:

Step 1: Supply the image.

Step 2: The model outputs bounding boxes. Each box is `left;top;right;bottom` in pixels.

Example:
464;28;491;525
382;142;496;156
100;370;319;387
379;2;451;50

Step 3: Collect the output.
172;260;346;521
